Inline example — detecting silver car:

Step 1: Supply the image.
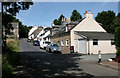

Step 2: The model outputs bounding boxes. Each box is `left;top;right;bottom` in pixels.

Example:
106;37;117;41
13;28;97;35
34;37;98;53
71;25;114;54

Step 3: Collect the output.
46;43;61;53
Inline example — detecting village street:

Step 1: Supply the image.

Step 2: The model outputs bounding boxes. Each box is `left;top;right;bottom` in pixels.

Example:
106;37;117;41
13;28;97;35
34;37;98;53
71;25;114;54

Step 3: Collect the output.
14;38;119;78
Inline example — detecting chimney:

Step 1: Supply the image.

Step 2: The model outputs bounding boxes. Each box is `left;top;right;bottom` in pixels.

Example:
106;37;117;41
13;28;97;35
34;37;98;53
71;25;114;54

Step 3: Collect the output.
64;18;65;21
52;21;55;26
62;17;64;21
65;18;66;21
84;10;93;19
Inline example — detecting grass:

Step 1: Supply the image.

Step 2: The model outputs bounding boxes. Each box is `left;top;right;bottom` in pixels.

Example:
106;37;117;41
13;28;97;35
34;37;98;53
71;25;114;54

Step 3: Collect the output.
2;39;20;78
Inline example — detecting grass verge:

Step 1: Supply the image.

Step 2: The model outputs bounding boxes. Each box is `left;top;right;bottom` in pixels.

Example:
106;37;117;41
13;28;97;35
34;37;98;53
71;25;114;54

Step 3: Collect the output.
2;39;20;78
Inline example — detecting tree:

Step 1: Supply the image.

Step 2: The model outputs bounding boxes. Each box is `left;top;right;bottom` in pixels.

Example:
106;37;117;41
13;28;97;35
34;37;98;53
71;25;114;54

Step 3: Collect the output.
2;2;33;46
19;25;31;38
70;10;82;21
95;10;115;33
115;27;120;56
53;14;65;25
58;14;65;21
53;19;59;25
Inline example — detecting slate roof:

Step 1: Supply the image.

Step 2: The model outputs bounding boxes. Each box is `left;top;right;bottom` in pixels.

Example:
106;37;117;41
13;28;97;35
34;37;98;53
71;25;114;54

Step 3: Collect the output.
75;31;114;40
51;19;84;36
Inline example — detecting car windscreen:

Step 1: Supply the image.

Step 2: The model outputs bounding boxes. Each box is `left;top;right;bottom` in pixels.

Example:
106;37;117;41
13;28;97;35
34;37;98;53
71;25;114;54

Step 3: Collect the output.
34;41;39;42
52;44;59;47
45;42;51;44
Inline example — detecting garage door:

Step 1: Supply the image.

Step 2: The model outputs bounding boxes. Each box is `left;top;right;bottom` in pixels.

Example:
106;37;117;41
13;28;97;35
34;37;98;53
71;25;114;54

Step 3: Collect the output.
74;40;78;52
78;39;87;54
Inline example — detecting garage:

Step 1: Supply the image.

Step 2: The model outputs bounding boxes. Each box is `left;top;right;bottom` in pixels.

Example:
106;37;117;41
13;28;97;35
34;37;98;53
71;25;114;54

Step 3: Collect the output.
78;39;87;54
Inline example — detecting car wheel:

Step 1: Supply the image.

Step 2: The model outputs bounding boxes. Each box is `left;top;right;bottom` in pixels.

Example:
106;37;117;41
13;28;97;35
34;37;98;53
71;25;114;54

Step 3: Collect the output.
49;49;51;53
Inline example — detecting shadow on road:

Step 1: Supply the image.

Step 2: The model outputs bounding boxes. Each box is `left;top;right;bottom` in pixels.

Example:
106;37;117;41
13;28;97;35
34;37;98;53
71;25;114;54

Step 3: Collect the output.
14;51;94;78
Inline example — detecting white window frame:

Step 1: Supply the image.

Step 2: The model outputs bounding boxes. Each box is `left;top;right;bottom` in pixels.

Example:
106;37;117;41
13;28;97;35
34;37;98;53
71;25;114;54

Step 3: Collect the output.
66;40;69;46
61;40;64;46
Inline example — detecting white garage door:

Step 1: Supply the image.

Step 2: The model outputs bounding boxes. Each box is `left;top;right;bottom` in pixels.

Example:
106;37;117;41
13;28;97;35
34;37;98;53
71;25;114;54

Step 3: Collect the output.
74;40;78;52
78;39;87;54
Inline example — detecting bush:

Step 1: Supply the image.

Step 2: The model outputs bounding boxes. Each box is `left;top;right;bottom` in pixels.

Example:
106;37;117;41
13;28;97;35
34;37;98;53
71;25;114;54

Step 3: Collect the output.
2;39;20;78
115;27;120;56
116;47;120;56
2;57;13;78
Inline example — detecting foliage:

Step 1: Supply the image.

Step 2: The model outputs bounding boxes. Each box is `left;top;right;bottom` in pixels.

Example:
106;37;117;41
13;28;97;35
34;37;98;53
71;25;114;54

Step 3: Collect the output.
2;2;33;16
70;10;82;21
58;14;65;21
53;19;59;25
53;14;65;25
19;25;32;38
2;57;13;78
115;27;120;47
116;47;120;56
115;27;120;56
2;39;20;78
95;10;115;33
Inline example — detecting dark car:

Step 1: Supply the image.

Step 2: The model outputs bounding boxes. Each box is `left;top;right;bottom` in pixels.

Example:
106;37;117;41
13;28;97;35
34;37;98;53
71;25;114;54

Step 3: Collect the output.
33;40;39;46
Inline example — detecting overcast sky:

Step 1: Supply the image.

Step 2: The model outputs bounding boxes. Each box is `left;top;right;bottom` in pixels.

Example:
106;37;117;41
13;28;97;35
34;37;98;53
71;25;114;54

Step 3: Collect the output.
16;2;119;27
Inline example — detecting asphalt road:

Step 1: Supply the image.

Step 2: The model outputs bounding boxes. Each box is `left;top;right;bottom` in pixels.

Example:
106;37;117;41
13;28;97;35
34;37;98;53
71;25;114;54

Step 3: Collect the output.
14;38;119;78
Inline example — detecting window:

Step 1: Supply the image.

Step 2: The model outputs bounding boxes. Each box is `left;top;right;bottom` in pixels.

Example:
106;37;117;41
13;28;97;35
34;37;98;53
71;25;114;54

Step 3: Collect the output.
58;41;60;46
66;40;69;46
111;39;115;45
93;39;98;45
61;40;64;46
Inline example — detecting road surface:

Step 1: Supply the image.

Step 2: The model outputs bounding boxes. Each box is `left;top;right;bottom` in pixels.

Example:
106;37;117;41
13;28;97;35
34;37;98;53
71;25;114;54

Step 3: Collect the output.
14;38;119;78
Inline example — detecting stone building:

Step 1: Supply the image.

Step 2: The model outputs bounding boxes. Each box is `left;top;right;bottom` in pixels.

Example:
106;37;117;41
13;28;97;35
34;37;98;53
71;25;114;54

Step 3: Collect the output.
50;11;116;54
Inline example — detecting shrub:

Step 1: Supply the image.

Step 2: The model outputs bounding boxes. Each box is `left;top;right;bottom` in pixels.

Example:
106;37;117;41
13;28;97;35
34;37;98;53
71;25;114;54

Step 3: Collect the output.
115;27;120;56
2;57;13;78
2;39;20;78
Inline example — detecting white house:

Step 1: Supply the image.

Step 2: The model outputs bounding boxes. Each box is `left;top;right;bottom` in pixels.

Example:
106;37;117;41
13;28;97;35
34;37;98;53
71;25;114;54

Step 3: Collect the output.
51;11;116;54
71;11;116;54
37;26;51;48
28;25;37;40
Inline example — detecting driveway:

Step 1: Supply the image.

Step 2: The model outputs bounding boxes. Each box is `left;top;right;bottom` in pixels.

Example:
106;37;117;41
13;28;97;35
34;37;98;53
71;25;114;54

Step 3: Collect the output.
14;38;119;78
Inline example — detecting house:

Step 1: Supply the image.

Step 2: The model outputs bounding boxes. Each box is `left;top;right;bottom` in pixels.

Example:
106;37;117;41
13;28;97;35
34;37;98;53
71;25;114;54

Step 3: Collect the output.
50;11;116;54
37;26;52;47
33;26;43;40
28;25;37;40
7;22;19;39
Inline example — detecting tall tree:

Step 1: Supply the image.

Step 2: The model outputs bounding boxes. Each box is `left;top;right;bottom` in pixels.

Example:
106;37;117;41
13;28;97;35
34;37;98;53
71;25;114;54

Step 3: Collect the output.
95;10;115;33
58;14;65;21
53;14;65;25
115;27;120;56
2;2;33;46
53;19;59;25
70;10;82;21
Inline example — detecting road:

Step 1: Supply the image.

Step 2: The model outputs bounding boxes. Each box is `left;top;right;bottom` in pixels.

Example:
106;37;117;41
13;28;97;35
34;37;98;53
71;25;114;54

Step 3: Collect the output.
14;38;119;78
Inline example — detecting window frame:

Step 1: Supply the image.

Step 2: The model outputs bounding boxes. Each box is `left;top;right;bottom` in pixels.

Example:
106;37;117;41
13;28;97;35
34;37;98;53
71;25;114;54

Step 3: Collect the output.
93;39;98;45
66;40;69;46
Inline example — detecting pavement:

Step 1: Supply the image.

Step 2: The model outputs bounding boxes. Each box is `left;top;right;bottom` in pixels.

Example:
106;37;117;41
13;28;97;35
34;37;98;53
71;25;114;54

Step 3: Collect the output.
14;38;119;78
100;61;120;71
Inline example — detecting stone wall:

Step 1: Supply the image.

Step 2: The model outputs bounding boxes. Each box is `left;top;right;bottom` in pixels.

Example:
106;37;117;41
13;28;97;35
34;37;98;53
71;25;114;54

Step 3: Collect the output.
50;33;71;54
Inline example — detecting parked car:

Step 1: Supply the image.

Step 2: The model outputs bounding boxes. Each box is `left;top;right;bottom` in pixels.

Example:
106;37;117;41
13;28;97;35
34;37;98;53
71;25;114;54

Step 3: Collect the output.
46;43;61;53
33;40;39;46
39;41;51;49
43;41;51;50
27;39;31;42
